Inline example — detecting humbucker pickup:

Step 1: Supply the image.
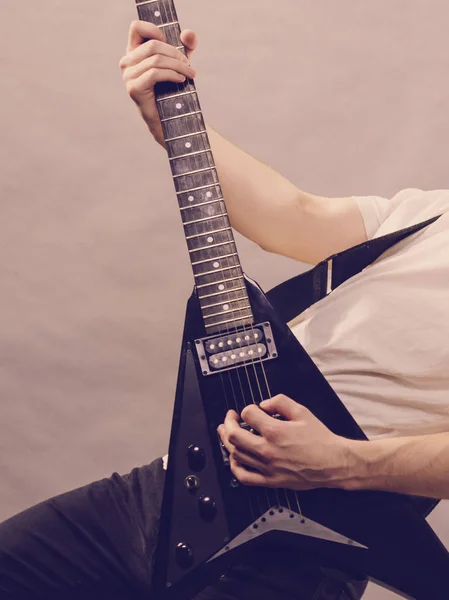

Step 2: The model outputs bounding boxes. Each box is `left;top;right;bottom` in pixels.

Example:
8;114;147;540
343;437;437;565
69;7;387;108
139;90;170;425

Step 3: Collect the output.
195;322;277;376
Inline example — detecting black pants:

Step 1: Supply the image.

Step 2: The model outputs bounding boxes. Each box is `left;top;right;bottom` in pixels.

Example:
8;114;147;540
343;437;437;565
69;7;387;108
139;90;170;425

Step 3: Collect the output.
0;458;368;600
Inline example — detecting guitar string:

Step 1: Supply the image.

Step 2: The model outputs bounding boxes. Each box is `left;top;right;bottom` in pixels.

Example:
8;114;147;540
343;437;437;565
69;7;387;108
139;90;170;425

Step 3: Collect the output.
157;0;289;517
157;0;263;521
160;0;290;517
159;0;271;519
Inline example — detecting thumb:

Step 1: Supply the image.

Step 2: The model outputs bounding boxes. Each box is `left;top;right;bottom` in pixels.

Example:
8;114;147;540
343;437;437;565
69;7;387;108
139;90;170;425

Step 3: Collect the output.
180;29;199;60
260;395;305;421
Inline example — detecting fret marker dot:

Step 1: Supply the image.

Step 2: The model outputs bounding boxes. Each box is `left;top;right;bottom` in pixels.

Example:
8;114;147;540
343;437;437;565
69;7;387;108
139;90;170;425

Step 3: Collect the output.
239;352;245;357
248;350;254;355
154;10;161;16
245;335;250;341
213;261;220;268
236;337;241;343
227;340;232;345
176;103;182;109
206;191;213;198
231;354;236;359
218;284;225;291
258;347;263;353
218;342;224;348
207;236;214;243
188;195;194;202
185;142;192;148
223;304;230;311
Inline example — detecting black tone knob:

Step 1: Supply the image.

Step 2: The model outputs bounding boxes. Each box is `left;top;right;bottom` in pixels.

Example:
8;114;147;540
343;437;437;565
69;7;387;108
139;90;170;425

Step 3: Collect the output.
184;475;200;491
187;445;206;472
198;495;217;522
176;542;194;569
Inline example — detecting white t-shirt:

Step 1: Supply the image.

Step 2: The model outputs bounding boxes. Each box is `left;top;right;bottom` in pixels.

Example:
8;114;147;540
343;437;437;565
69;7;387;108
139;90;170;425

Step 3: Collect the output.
290;188;449;440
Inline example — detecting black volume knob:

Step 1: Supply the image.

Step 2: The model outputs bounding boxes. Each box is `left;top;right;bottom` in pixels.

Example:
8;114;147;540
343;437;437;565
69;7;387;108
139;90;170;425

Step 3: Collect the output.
187;445;206;472
176;542;194;569
198;495;217;522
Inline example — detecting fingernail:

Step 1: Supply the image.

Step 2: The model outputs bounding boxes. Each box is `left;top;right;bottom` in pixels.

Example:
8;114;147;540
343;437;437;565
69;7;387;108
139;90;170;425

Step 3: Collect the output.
260;400;268;407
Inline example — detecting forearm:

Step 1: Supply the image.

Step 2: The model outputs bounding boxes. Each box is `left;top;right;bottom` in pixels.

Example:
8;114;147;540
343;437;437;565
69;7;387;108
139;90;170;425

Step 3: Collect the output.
342;433;449;499
206;127;367;264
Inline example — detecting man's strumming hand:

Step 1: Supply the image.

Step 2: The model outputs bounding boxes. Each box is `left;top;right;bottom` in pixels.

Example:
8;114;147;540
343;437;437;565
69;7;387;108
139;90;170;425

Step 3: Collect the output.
217;394;353;490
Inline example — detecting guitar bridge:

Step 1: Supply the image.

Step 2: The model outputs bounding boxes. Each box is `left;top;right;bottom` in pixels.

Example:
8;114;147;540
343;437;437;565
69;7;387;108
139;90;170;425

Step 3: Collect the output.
195;322;277;376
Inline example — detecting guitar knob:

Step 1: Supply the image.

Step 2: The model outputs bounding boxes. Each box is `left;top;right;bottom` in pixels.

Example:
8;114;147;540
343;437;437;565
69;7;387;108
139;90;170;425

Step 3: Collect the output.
198;495;217;522
187;445;206;471
176;542;194;569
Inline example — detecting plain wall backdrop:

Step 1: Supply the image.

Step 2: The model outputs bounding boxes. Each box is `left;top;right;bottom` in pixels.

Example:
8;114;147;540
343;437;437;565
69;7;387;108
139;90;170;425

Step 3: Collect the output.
1;1;449;598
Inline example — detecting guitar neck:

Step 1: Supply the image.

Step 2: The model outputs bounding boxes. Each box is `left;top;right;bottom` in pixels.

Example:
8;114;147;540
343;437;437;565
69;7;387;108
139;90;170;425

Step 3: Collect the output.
135;0;254;334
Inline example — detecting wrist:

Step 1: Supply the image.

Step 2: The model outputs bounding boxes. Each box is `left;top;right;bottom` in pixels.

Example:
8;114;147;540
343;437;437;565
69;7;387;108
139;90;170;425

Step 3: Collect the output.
339;437;401;492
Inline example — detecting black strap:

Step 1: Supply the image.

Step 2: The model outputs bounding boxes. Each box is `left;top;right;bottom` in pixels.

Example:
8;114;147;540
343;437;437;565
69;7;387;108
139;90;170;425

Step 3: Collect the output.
267;215;441;324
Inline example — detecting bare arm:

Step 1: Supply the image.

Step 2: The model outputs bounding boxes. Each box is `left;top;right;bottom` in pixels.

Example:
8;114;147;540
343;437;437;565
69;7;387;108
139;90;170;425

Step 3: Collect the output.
206;127;367;264
345;432;449;499
219;395;449;500
120;21;367;265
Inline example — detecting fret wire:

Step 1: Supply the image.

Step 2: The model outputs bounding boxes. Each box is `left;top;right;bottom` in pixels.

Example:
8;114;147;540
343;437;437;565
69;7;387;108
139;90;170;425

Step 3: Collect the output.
159;21;179;28
180;199;222;211
188;239;232;252
169;149;209;161
183;213;227;226
136;3;247;328
199;286;246;300
201;295;248;310
185;226;232;240
157;90;196;102
177;183;218;195
196;275;243;289
166;130;207;142
161;110;202;123
204;304;252;320
206;314;253;328
194;265;241;278
174;166;216;179
192;252;238;267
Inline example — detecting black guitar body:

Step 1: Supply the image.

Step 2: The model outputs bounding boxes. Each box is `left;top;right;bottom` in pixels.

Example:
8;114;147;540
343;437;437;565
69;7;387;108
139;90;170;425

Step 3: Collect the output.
153;276;449;600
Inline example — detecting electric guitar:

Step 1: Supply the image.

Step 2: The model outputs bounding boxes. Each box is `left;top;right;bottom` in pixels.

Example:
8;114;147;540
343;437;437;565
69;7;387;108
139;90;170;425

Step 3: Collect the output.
133;1;449;598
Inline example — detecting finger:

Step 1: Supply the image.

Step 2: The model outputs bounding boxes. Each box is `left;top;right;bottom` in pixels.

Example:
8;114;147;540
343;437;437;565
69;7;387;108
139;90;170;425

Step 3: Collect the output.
240;404;280;437
127;20;166;53
218;424;268;471
126;68;188;100
123;55;196;83
259;395;306;421
230;456;270;487
223;411;265;455
231;449;269;473
217;424;234;453
180;29;198;60
120;39;189;70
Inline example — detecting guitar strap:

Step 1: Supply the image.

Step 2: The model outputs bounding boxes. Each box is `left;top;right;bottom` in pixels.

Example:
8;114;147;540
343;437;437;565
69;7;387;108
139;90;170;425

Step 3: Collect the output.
267;215;441;324
266;214;442;518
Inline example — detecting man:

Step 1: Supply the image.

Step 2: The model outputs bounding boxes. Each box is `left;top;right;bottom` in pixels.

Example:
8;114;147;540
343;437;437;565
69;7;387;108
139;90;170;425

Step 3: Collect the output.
0;18;448;600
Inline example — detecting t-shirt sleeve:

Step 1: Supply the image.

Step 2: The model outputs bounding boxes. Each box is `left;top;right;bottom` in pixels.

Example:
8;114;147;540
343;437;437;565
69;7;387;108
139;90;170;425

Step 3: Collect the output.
353;188;449;239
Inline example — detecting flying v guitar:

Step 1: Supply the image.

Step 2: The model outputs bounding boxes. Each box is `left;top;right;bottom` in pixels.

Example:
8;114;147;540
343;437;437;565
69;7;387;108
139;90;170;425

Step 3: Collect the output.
133;1;449;598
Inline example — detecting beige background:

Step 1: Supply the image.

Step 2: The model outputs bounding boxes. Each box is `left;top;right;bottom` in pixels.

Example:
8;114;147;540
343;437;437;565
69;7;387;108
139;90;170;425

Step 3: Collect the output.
1;1;449;598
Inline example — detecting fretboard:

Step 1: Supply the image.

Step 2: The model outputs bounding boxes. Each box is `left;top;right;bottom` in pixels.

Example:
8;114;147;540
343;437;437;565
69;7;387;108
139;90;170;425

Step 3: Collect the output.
135;0;254;334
